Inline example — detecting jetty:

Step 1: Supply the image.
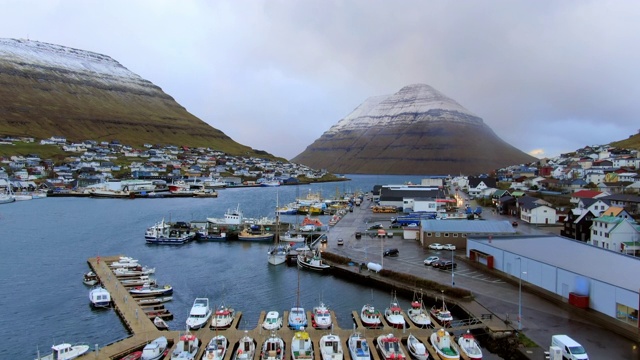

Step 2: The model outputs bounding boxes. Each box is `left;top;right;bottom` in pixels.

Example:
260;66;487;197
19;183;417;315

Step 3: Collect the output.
85;254;502;359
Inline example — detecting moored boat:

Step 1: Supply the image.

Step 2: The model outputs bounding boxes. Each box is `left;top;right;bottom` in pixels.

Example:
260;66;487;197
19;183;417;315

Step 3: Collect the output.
457;330;482;360
141;336;168;360
297;249;330;272
237;227;274;242
129;284;173;297
210;303;235;329
312;302;332;329
89;286;111;308
288;306;307;330
260;331;285;360
430;295;453;326
170;331;199;360
137;296;173;306
109;256;139;268
360;304;382;328
119;350;142;360
113;266;156;277
384;291;405;329
407;291;431;328
120;275;156;287
145;218;195;245
319;333;343;360
375;334;406;360
83;271;99;286
35;343;90;360
202;334;227;360
348;331;370;360
430;329;459;360
262;311;283;330
233;331;256;360
406;334;428;360
153;316;169;331
291;328;313;360
186;297;212;330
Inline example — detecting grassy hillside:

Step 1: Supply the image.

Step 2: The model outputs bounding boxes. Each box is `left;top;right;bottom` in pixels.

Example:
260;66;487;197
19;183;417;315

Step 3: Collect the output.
611;132;640;151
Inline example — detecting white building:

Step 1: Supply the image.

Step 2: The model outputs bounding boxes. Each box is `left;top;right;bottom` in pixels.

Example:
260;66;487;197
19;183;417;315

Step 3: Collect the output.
589;216;640;252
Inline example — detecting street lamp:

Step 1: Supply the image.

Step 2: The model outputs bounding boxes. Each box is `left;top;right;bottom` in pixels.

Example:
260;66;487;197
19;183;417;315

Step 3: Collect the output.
516;257;523;331
451;248;455;287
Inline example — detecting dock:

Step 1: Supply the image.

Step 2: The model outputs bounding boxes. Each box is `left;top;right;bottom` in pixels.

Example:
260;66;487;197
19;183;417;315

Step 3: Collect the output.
84;255;487;359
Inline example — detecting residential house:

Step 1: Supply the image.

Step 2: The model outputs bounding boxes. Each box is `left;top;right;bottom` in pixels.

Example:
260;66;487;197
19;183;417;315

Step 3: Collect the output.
601;206;634;221
570;190;604;204
468;177;497;197
599;194;640;215
589;216;640;253
561;209;597;242
517;196;556;224
576;198;611;216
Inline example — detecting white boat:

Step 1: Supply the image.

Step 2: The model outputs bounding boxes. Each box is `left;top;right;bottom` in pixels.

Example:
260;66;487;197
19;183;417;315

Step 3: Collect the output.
260;331;285;360
291;328;313;360
137;296;173;306
312;302;332;329
384;291;405;329
267;244;289;265
233;331;256;360
210;304;235;329
319;333;343;360
347;331;370;360
35;343;90;360
89;286;111;308
457;330;482;360
288;307;307;330
83;271;99;286
129;284;173;297
120;275;156;287
406;291;431;328
186;297;212;330
430;329;459;360
153;316;169;331
360;304;382;328
145;218;196;245
430;295;453;326
171;331;200;360
282;231;306;243
261;180;281;187
202;334;227;360
0;193;15;204
262;311;283;330
142;336;168;360
113;266;156;277
376;334;406;360
406;334;428;360
109;256;139;268
297;249;330;272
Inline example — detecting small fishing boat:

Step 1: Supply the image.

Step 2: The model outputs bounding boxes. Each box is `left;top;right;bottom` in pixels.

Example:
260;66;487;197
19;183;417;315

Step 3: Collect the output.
210;303;235;329
319;333;343;360
170;331;199;360
430;329;459;360
288;306;307;330
383;291;405;329
312;302;332;329
120;276;156;287
262;311;283;330
291;328;313;360
83;271;99;286
233;331;256;360
153;316;169;331
136;296;173;306
141;336;168;360
430;295;453;326
202;334;227;360
109;256;139;268
145;218;196;245
237;227;274;242
186;297;212;330
406;334;428;360
297;249;331;272
360;304;382;328
129;284;173;297
119;350;142;360
457;330;482;360
260;331;285;360
35;343;90;360
113;266;156;277
348;331;370;360
376;334;406;360
406;291;431;328
89;286;111;308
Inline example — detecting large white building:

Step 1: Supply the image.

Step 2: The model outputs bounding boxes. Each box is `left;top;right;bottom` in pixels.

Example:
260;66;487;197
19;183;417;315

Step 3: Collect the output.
466;235;640;331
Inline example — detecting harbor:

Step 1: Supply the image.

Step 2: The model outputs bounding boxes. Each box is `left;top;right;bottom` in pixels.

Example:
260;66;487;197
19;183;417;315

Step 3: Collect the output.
86;254;503;359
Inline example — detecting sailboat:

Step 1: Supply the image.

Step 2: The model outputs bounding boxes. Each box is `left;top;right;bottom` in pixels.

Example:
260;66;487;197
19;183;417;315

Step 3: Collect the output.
288;267;307;330
407;289;431;328
430;293;453;326
268;190;289;265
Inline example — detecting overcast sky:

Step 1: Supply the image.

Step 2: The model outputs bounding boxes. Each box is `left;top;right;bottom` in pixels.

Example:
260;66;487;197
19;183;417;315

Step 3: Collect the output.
2;1;639;160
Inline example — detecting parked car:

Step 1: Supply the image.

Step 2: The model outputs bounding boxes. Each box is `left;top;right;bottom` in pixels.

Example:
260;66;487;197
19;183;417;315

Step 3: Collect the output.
512;221;518;227
355;231;362;239
443;244;456;251
320;237;327;243
435;260;457;270
368;223;383;230
428;243;443;250
389;223;403;229
337;238;344;246
423;256;439;266
383;248;399;257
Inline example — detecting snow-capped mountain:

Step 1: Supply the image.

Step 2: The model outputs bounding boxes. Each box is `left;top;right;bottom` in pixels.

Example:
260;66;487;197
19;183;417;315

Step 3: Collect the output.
0;38;258;156
292;84;536;175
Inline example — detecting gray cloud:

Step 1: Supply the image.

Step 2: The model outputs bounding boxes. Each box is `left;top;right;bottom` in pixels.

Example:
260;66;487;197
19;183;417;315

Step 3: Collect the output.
1;0;639;160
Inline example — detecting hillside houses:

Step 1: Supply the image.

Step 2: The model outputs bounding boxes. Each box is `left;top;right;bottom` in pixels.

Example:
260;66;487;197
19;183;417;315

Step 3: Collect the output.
0;136;332;190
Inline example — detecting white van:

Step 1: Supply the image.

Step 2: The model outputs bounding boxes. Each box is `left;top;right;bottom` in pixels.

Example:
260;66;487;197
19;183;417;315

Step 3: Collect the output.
551;335;588;360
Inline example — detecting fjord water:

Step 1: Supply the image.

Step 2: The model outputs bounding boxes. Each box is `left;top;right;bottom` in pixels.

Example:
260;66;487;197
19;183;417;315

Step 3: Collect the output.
0;175;431;359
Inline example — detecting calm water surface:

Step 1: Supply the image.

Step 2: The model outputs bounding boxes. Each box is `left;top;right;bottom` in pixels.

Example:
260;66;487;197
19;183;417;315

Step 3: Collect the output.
1;175;442;359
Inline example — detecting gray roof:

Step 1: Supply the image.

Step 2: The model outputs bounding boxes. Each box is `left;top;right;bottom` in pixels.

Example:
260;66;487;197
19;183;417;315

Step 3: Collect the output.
421;219;517;234
469;235;640;292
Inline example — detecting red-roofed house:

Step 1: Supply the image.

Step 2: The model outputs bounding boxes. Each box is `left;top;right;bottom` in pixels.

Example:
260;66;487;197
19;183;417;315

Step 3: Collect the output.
570;190;607;204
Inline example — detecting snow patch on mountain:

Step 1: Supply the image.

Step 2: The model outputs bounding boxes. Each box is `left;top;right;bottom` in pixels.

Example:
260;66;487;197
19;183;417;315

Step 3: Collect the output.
326;83;482;134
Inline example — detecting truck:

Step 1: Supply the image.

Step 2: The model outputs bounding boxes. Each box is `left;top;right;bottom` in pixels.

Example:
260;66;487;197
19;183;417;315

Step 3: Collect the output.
550;335;588;360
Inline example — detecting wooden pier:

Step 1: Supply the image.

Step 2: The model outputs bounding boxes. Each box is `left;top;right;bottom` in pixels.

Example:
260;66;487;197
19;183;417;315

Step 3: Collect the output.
85;255;498;359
